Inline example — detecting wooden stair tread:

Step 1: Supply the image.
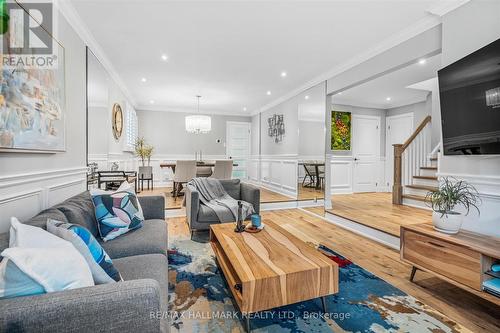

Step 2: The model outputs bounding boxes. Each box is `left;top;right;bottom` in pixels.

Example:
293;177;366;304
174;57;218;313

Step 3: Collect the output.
420;166;437;170
430;157;438;161
406;184;438;191
403;194;430;202
413;175;438;180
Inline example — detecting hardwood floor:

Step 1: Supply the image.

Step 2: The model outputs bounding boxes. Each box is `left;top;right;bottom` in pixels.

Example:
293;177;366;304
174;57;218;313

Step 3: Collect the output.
325;192;431;237
139;182;325;208
138;186;182;209
257;186;296;203
167;209;500;332
298;184;324;201
254;184;325;203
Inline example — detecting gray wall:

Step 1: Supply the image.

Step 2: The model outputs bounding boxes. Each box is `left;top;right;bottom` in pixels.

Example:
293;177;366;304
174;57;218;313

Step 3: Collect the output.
331;104;386;157
260;97;299;156
386;97;430;128
298;121;325;157
137;110;250;156
88;106;108;155
0;13;86;175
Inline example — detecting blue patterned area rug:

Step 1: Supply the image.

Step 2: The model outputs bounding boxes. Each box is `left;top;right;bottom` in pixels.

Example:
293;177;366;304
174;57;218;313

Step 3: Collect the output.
167;233;466;333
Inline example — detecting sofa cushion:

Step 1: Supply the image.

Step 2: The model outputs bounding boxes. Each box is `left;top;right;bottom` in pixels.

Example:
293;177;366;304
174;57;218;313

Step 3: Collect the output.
0;209;68;253
47;219;121;284
113;253;168;331
220;179;241;200
197;205;220;223
54;192;100;237
91;184;144;242
99;219;167;259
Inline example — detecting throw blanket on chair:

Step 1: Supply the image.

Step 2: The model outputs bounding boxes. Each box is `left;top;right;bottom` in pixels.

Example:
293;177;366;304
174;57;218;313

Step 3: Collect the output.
186;178;254;223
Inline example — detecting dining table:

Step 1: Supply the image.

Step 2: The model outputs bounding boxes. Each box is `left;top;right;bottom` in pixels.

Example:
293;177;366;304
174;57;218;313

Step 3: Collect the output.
160;160;239;197
298;161;325;190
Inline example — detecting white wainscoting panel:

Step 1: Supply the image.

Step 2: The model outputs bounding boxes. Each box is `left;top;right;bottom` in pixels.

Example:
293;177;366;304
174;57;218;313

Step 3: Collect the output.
437;172;500;237
260;156;298;197
330;158;353;194
0;167;87;232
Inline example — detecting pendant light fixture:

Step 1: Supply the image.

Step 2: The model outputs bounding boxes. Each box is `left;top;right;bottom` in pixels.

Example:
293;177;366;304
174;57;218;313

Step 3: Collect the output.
185;95;211;134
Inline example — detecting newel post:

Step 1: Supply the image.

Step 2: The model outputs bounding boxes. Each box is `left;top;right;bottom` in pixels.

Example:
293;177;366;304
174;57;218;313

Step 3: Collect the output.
392;144;403;205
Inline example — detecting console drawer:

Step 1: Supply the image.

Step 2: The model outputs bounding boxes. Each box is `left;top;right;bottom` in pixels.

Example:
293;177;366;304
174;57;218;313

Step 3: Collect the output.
402;229;481;290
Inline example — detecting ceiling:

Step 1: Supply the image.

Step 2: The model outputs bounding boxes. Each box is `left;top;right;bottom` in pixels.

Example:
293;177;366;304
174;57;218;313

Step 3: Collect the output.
333;53;442;109
71;0;444;115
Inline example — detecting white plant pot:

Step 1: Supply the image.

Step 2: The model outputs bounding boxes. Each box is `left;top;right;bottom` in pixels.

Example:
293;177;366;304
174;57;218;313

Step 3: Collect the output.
432;211;463;234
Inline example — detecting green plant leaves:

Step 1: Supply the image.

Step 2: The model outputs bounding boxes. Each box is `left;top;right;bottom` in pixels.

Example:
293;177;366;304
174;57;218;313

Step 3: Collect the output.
425;177;481;217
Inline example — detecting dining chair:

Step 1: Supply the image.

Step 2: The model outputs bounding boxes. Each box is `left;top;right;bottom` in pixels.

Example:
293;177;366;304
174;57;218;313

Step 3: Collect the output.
302;164;317;188
196;166;213;178
211;160;234;179
173;160;197;197
318;165;325;189
138;166;154;191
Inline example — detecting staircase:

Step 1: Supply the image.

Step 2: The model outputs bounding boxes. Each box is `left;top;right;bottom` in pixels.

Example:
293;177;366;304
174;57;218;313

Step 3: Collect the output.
402;157;438;208
392;115;437;208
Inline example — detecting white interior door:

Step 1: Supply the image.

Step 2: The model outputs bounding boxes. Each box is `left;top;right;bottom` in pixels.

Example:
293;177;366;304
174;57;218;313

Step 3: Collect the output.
226;122;251;179
385;113;414;190
352;115;381;193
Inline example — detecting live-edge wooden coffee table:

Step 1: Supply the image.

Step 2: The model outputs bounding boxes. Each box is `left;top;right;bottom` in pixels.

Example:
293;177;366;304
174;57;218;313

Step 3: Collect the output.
210;220;339;332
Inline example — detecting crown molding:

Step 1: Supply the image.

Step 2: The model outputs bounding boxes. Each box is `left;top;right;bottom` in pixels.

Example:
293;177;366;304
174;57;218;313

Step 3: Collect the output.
427;0;471;17
55;0;137;108
252;14;442;116
136;105;250;117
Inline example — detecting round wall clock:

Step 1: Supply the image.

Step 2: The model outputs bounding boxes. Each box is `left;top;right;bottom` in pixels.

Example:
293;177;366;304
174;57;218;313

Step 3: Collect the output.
112;103;123;140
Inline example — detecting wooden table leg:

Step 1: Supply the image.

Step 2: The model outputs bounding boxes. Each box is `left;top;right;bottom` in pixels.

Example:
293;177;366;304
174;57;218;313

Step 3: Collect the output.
321;296;328;313
410;266;418;282
242;313;250;332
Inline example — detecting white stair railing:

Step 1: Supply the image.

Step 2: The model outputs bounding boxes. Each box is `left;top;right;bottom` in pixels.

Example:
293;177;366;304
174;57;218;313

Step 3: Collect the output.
393;116;432;204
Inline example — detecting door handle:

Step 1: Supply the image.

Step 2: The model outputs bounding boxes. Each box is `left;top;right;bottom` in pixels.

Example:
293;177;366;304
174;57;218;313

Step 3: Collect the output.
354;157;359;161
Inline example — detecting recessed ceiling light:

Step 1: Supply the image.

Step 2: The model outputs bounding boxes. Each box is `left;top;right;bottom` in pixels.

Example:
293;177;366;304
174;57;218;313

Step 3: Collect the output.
337;92;342;95
161;54;168;61
243;107;247;111
267;91;272;95
150;100;155;104
141;77;147;82
386;97;392;101
418;59;426;65
304;95;309;100
281;71;287;77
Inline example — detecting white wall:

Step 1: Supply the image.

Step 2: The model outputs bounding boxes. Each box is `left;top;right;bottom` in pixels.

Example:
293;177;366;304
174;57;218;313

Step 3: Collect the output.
0;12;88;232
438;0;500;237
137;110;250;156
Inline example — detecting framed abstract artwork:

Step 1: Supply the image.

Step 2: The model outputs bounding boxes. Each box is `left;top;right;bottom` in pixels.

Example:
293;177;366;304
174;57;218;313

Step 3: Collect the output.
331;111;351;151
0;1;66;153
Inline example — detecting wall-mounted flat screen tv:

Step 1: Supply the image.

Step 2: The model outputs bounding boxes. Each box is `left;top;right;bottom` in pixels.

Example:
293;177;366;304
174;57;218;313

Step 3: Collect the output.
438;37;500;155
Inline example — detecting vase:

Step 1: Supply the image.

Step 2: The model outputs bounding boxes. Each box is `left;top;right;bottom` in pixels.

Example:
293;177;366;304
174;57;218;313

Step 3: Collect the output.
432;211;463;234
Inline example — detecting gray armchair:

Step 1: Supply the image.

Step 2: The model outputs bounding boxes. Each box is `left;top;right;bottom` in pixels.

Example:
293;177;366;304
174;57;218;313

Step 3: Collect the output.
185;179;260;236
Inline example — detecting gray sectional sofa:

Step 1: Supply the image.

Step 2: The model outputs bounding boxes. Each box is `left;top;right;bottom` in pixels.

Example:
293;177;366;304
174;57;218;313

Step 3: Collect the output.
185;179;260;236
0;192;168;333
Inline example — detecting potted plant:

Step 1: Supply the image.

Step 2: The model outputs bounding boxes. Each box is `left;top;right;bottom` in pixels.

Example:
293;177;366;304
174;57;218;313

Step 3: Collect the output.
134;137;154;167
426;177;481;234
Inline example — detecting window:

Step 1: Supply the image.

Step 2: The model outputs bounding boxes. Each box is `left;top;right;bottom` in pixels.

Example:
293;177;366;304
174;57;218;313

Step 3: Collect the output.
124;103;138;152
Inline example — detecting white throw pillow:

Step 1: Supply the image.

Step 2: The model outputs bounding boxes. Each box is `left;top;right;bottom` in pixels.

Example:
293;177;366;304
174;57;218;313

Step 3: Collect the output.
0;217;94;298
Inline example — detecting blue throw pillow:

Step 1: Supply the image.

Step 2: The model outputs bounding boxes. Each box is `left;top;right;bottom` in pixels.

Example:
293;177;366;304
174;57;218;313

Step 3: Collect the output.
47;219;121;283
90;183;144;242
